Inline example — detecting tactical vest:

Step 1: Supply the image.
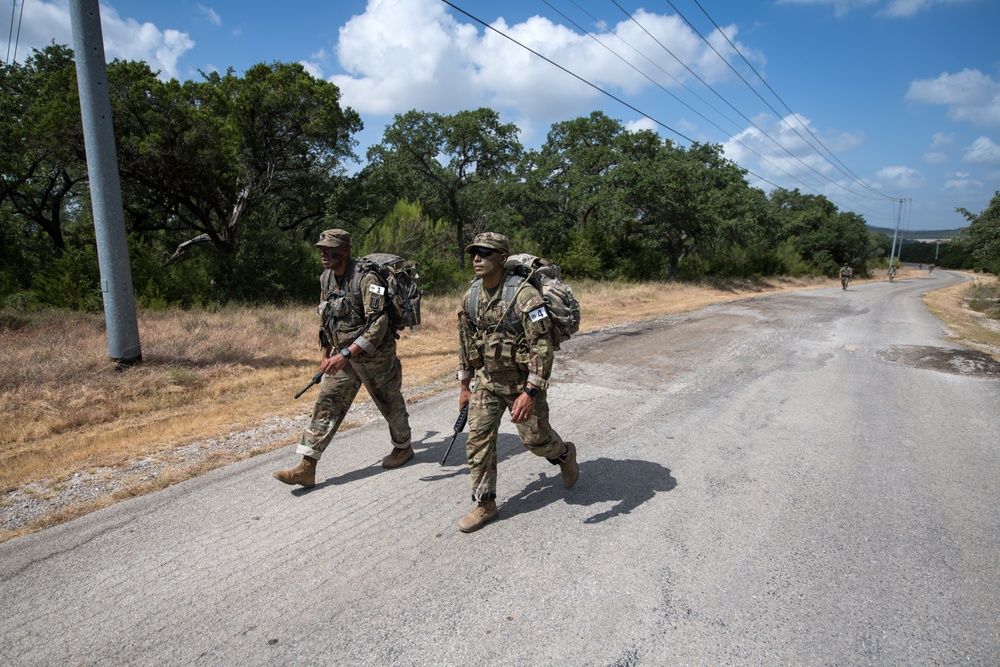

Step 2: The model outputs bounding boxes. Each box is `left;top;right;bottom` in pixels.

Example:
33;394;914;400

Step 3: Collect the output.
318;260;372;344
463;274;533;372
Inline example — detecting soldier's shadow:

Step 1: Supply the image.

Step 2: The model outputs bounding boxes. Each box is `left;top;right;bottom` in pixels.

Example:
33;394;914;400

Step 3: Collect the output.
502;456;678;524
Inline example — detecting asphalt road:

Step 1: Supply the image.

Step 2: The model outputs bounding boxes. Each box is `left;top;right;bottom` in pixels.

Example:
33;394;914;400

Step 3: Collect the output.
2;271;998;666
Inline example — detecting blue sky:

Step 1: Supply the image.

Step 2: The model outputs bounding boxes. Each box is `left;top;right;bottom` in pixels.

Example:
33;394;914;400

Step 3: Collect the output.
4;0;999;231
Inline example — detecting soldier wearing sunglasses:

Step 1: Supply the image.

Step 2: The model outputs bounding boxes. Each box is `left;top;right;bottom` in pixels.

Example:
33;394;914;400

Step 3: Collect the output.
455;232;578;533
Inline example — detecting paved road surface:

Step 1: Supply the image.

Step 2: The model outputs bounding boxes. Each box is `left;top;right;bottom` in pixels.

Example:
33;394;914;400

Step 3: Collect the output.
2;271;998;665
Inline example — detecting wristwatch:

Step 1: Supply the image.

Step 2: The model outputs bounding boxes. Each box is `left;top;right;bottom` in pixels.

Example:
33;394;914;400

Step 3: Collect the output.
340;347;352;359
522;386;539;398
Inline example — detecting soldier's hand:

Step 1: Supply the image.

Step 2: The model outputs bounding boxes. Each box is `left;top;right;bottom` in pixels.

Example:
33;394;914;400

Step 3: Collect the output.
511;392;535;424
459;385;471;412
321;352;348;375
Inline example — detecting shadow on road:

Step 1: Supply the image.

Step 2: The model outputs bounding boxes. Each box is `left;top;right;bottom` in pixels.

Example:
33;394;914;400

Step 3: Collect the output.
503;457;678;524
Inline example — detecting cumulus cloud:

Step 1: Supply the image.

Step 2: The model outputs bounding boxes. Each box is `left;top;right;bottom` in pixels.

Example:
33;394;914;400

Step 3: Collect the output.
876;165;925;190
7;0;194;79
328;0;759;129
962;136;1000;164
922;152;948;164
943;171;983;190
906;69;1000;126
776;0;973;18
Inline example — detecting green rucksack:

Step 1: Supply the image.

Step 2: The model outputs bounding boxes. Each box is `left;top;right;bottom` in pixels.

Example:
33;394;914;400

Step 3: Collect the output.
354;253;422;332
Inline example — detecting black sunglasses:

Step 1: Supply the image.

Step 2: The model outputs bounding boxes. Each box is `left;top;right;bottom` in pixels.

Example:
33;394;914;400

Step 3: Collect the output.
469;247;496;258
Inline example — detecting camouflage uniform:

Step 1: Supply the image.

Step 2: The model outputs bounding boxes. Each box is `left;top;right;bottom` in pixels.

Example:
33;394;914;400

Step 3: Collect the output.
297;251;411;461
457;238;567;502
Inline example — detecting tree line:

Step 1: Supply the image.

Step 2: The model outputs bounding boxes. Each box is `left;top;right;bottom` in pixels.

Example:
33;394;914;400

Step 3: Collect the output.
2;45;996;311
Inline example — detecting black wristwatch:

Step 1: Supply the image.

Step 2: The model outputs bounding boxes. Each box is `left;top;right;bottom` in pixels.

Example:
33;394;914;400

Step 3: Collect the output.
340;347;351;359
522;386;539;398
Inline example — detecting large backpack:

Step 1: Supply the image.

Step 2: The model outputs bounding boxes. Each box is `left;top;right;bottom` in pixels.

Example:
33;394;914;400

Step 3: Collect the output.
467;253;580;349
354;253;422;332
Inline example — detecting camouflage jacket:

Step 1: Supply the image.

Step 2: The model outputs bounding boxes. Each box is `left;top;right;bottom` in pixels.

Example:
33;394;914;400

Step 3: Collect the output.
318;259;390;355
457;274;554;393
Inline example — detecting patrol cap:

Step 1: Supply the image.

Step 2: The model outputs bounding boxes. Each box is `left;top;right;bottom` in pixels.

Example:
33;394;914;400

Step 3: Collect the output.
315;229;350;248
465;232;510;255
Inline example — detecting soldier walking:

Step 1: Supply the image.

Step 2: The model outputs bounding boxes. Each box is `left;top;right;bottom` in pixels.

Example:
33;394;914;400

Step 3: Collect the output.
455;232;578;533
273;229;413;488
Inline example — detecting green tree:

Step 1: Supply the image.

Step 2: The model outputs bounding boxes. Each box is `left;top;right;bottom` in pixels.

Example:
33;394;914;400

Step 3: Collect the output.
366;108;523;267
0;44;88;253
957;191;1000;273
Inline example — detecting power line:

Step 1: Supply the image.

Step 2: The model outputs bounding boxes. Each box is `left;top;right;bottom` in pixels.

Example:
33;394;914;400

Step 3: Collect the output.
683;0;893;201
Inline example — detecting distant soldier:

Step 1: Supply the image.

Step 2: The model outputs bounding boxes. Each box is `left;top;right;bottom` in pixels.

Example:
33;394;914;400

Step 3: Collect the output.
888;265;897;282
928;264;935;273
273;229;413;488
455;232;578;533
840;263;853;290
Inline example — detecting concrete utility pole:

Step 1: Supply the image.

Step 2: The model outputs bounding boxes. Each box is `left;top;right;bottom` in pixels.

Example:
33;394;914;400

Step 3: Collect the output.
69;0;142;366
888;198;909;270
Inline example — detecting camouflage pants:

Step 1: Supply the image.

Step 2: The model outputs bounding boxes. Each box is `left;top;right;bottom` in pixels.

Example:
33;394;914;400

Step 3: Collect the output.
466;383;565;501
297;345;411;461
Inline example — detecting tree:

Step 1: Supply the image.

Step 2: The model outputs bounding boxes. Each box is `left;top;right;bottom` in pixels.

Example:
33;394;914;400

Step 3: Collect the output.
111;61;362;262
367;108;522;267
0;44;88;252
958;191;1000;273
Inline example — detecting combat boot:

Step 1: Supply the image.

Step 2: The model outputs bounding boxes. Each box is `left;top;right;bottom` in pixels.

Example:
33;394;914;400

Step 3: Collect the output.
458;499;498;533
272;456;317;488
557;441;578;488
381;445;414;469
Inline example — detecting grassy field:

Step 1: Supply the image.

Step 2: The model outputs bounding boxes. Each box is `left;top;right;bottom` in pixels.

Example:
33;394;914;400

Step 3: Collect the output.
1;265;991;541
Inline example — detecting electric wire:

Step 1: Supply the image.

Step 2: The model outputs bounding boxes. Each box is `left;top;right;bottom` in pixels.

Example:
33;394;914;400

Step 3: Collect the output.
684;0;893;201
540;0;833;197
608;0;887;208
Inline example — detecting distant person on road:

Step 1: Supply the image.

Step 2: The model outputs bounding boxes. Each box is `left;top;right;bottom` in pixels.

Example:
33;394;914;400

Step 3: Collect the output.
273;229;413;489
928;264;935;273
888;265;897;282
455;232;578;533
840;263;853;290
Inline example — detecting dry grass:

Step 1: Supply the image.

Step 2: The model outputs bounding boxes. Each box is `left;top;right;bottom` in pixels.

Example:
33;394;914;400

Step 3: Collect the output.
922;272;1000;358
1;267;990;539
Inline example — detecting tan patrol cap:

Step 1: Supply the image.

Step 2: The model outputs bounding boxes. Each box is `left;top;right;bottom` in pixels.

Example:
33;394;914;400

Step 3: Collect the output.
315;229;350;248
465;231;510;255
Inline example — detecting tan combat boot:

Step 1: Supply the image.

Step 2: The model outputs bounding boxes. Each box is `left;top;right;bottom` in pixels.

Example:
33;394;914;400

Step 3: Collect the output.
558;441;579;488
458;499;498;533
381;445;414;469
272;456;317;488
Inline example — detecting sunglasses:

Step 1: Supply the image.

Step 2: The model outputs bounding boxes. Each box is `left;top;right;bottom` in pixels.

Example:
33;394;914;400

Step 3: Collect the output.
469;247;496;258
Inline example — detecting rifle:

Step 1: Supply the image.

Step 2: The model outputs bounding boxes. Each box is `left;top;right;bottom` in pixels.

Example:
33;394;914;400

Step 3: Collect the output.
294;370;325;399
440;404;470;466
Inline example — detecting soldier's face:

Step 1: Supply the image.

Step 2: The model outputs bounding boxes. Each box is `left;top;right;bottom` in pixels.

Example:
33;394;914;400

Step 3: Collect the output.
320;246;349;271
471;247;505;280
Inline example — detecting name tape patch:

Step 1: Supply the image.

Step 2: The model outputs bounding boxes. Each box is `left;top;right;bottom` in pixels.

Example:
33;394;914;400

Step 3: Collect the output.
528;307;548;322
368;284;385;295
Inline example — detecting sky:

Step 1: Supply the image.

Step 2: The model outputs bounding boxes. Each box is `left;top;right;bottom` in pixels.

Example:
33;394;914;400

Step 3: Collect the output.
4;0;999;231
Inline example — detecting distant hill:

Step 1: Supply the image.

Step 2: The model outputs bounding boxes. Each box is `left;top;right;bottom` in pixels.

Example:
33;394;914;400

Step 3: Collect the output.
867;226;966;241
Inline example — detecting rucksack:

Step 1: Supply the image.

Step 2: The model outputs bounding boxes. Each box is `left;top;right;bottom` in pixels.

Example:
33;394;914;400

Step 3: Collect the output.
354;253;422;332
467;253;580;349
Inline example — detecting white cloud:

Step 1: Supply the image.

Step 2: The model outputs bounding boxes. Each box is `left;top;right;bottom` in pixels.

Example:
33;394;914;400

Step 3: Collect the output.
625;118;659;134
922;151;948;164
929;132;954;148
723;112;865;194
906;69;1000;126
776;0;973;18
197;4;222;27
8;0;194;80
943;171;983;190
962;136;1000;164
329;0;758;129
876;165;925;190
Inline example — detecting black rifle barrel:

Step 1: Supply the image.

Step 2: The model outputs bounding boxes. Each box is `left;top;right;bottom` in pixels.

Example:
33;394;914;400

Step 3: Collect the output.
440;404;470;466
294;370;325;399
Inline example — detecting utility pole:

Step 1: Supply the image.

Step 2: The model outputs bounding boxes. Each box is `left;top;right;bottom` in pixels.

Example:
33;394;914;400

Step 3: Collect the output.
69;0;142;366
888;198;911;270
